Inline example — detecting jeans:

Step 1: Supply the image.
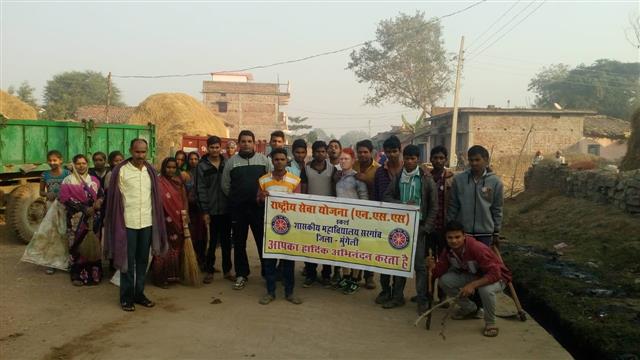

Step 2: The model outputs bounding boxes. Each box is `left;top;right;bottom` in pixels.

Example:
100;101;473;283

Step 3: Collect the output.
472;235;493;247
379;274;406;300
439;270;506;325
205;214;232;274
414;231;427;305
264;258;294;296
304;262;331;280
120;227;152;304
232;207;265;278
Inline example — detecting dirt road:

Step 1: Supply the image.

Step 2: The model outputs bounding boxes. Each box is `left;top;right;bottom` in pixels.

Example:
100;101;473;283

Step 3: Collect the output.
0;221;571;360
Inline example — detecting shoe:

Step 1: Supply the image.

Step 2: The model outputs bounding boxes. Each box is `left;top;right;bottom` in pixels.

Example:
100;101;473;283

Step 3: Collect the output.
382;298;406;309
285;295;302;305
259;294;275;305
121;302;135;312
45;268;56;275
302;278;314;288
224;272;236;282
319;278;332;288
233;276;247;290
335;278;349;290
364;277;376;290
410;295;417;303
342;280;359;295
330;273;341;286
135;296;155;308
72;280;84;287
203;273;214;284
375;291;392;305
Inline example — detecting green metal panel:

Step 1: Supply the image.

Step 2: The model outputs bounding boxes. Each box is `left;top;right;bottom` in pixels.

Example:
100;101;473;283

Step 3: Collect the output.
0;124;24;166
87;127;108;165
24;125;47;164
107;128;125;154
67;127;86;160
47;126;67;159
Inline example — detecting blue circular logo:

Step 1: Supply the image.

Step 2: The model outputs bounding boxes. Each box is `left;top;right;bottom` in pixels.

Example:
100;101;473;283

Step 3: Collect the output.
271;215;291;235
388;228;410;250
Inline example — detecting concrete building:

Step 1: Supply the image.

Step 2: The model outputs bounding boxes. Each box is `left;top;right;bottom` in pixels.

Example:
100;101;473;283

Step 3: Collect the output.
202;72;290;141
414;107;596;161
571;115;630;161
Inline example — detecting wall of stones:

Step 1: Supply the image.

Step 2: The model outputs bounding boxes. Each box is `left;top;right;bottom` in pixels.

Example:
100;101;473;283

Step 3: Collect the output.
524;164;640;214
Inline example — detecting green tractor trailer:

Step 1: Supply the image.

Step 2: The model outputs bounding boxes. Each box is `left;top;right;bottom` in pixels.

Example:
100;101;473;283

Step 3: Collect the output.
0;117;155;243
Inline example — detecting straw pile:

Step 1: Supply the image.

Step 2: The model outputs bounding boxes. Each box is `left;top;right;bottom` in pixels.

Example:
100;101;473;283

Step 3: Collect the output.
621;107;640;171
0;90;37;119
128;93;228;160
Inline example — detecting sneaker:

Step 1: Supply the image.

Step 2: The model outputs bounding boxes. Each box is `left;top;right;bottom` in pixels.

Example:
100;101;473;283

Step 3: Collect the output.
285;295;302;305
302;278;314;288
375;291;392;305
233;276;247;290
335;278;349;290
382;298;406;309
343;280;359;295
319;278;332;288
364;277;376;290
259;294;275;305
45;268;56;275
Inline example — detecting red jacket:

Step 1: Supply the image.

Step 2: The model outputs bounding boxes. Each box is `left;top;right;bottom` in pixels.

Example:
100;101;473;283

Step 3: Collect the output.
432;235;512;284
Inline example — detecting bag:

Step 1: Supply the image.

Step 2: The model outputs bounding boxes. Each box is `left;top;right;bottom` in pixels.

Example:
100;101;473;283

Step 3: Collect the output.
21;200;69;270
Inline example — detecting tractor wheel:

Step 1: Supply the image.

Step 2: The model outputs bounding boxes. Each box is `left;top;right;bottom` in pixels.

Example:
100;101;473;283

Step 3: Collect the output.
6;185;47;244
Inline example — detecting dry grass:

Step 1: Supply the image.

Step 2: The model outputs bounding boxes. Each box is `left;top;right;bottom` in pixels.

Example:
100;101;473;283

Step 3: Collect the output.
0;90;37;119
128;93;228;161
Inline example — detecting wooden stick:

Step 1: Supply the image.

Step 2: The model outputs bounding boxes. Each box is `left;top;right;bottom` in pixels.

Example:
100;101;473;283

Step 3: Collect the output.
414;296;458;326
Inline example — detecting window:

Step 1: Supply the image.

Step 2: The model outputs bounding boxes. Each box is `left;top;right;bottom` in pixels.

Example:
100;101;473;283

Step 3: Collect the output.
217;102;228;113
587;144;601;156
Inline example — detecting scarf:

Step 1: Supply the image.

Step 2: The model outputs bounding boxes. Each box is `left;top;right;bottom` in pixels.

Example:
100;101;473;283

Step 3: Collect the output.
103;159;168;273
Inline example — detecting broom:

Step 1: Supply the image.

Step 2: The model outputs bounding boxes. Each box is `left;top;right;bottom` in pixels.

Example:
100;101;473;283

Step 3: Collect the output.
181;210;201;286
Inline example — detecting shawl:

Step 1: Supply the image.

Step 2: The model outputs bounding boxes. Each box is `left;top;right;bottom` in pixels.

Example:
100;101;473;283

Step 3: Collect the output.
158;175;186;233
104;159;168;273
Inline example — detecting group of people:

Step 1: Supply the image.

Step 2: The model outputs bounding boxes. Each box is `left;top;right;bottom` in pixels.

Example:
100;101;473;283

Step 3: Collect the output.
24;128;512;337
532;150;567;167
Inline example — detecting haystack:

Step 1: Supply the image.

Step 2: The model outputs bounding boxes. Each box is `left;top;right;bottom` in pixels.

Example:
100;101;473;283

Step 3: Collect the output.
0;90;38;119
620;107;640;171
128;93;228;161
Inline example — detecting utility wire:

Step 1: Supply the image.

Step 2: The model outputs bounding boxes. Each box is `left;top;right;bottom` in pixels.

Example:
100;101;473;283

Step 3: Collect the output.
465;0;522;50
467;1;547;61
112;0;486;79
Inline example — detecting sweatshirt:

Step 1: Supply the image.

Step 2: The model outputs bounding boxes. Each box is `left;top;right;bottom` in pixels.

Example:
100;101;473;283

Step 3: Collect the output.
221;151;270;211
383;167;438;233
432;235;512;284
447;168;504;236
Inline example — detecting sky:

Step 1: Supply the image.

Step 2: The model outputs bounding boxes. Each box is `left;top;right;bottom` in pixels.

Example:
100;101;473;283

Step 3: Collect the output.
1;1;638;137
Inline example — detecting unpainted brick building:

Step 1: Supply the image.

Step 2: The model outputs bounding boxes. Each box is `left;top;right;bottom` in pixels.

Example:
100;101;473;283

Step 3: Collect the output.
202;72;290;141
415;107;596;160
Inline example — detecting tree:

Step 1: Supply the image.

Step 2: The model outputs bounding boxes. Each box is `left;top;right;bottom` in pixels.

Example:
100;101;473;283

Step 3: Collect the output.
15;81;38;108
306;128;329;144
625;12;640;49
347;11;453;120
288;116;312;135
339;130;369;148
43;70;124;119
528;59;640;119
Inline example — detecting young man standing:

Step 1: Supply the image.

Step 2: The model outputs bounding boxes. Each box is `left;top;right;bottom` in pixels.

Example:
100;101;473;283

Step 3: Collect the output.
328;139;342;170
428;220;511;337
354;139;379;290
448;145;504;247
286;138;308;179
382;144;438;310
303;140;335;287
105;139;168;312
428;145;455;253
257;148;303;305
221;130;271;290
373;136;404;303
197;136;234;284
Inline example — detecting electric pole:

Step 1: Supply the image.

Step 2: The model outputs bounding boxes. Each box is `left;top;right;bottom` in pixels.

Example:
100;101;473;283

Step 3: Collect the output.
450;36;464;168
105;72;112;123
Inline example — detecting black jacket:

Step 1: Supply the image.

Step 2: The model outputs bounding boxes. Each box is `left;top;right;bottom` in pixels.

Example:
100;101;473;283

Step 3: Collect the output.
196;156;228;215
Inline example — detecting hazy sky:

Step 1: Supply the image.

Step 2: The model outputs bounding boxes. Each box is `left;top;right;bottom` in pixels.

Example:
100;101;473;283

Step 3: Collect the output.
1;1;638;136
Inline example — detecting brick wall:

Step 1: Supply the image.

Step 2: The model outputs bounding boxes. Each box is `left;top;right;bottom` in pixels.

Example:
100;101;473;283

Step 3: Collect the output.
524;164;640;215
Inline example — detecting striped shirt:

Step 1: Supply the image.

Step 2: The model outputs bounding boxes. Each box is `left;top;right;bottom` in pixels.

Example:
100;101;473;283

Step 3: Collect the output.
259;171;302;194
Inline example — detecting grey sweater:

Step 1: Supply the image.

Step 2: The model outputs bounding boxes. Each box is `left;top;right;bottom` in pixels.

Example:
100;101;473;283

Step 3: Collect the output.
335;169;368;200
447;169;504;236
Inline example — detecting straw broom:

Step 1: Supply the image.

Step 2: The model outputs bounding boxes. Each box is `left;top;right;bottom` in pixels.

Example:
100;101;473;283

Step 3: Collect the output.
181;210;201;286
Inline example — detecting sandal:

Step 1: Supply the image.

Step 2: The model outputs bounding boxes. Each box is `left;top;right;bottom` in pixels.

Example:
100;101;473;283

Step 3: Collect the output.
135;297;155;308
483;326;499;337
